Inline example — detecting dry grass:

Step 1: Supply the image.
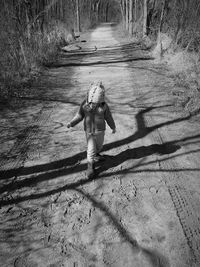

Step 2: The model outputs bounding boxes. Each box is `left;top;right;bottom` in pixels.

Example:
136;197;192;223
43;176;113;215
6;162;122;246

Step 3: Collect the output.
151;33;200;116
0;22;69;102
166;51;200;115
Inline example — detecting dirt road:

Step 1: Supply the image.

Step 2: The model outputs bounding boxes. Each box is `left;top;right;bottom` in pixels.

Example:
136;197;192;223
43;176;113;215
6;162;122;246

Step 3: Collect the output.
1;23;200;267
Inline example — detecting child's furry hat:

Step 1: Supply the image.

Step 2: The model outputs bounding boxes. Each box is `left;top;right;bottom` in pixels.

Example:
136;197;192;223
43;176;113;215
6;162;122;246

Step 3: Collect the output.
87;81;105;103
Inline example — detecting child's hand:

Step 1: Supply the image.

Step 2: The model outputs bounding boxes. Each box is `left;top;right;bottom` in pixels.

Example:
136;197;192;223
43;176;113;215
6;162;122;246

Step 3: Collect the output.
67;123;71;128
112;128;116;134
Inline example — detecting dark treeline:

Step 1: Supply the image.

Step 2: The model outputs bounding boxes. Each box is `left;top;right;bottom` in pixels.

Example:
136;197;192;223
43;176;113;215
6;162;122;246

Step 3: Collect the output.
120;0;200;51
0;0;121;95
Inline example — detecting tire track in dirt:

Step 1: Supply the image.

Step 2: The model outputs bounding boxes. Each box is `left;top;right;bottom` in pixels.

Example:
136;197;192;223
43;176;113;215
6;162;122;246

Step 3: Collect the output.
145;114;200;264
0;102;58;182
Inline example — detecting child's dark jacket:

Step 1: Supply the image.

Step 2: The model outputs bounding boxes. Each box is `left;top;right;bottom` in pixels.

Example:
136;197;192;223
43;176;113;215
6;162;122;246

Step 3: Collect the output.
70;100;115;133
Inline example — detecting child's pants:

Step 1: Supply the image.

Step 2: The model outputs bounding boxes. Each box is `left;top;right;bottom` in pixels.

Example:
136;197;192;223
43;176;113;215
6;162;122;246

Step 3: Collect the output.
86;131;105;163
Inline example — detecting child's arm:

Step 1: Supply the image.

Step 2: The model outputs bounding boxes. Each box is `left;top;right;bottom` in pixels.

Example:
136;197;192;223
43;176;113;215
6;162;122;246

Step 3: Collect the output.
67;102;85;128
104;103;116;133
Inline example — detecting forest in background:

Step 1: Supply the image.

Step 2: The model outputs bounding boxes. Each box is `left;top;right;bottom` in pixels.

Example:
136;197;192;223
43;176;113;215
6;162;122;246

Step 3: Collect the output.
0;0;200;113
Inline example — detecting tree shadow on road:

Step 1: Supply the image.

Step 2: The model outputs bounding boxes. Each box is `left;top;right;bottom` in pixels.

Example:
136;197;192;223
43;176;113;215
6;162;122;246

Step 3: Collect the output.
0;105;167;180
0;114;199;205
48;56;153;68
0;105;198;193
76;188;170;267
48;40;152;68
1;138;199;207
103;105;192;152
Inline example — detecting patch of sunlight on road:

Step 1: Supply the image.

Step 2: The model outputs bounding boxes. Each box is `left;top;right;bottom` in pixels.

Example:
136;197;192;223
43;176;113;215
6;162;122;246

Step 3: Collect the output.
73;23;132;105
90;23;119;48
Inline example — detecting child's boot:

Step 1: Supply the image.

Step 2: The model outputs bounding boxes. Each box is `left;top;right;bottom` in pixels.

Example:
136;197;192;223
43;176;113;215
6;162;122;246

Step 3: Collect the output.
94;153;106;162
87;162;95;179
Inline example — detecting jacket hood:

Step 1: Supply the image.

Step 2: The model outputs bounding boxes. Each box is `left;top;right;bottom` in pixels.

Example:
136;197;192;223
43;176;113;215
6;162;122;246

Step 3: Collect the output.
87;81;105;103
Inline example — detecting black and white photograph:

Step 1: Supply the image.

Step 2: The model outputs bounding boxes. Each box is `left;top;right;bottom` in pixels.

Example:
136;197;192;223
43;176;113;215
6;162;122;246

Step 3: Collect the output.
0;0;200;266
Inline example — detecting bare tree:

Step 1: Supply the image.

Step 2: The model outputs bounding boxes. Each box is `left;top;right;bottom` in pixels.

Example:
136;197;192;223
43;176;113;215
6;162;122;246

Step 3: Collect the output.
134;0;137;22
129;0;133;34
126;0;129;31
120;0;126;27
76;0;81;32
143;0;147;37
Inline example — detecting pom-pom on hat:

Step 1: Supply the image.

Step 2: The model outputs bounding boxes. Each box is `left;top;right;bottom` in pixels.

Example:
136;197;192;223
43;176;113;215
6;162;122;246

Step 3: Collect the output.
87;81;105;103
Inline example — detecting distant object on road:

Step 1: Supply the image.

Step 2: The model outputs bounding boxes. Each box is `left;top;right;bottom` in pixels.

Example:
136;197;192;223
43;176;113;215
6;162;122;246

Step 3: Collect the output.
67;28;80;44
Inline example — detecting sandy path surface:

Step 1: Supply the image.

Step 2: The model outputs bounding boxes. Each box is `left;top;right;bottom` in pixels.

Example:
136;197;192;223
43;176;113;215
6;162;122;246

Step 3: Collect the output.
0;23;200;267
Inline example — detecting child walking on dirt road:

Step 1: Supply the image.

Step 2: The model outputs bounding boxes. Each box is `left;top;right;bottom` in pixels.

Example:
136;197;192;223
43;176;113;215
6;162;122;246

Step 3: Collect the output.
67;81;116;179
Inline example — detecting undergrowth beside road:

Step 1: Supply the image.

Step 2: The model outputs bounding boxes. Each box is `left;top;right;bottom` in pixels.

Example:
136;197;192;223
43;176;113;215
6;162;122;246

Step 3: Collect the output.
0;22;69;102
166;51;200;116
152;34;200;117
114;25;200;117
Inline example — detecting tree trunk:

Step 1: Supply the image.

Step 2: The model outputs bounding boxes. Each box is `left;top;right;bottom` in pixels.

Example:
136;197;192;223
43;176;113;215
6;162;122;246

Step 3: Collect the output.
25;5;31;39
120;0;126;28
60;0;63;20
96;0;101;23
133;0;138;34
156;0;166;58
134;0;137;22
99;1;104;22
76;0;81;32
105;2;109;22
129;0;133;35
126;0;129;31
89;0;92;21
143;0;147;37
39;0;45;32
157;0;166;41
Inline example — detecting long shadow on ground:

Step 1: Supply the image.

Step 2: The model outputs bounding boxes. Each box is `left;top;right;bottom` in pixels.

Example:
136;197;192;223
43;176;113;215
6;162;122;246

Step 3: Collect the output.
0;105;192;181
75;188;170;267
0;87;198;266
0;107;199;206
1;133;200;205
